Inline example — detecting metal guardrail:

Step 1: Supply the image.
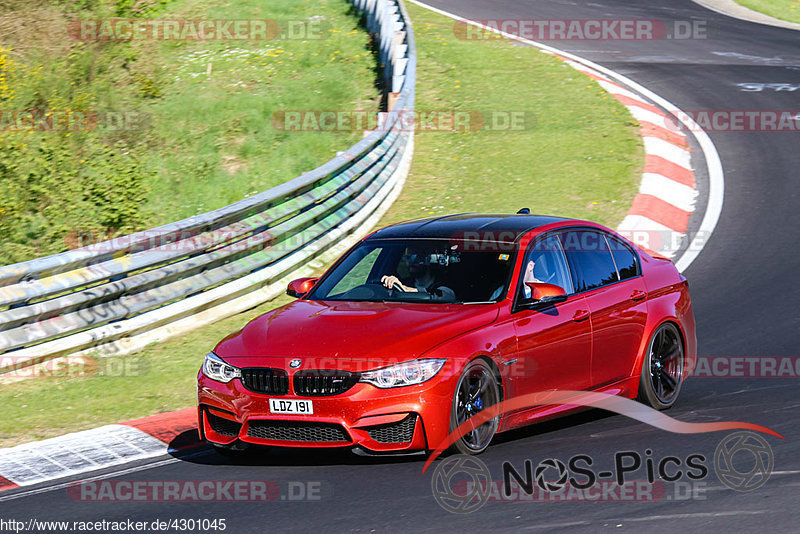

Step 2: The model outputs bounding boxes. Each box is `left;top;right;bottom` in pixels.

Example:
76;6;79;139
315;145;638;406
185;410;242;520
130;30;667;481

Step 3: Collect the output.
0;0;416;372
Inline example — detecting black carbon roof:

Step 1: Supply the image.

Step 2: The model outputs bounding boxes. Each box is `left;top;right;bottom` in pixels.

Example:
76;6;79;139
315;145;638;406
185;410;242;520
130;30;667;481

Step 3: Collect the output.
367;213;569;243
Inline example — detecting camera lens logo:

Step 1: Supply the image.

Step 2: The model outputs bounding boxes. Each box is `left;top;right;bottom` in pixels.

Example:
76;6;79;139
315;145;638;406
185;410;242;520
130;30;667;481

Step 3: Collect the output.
714;431;774;491
431;455;492;514
534;458;568;492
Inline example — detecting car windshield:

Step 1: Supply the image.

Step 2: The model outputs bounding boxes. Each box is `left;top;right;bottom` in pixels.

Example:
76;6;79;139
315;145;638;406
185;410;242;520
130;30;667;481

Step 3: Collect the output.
308;239;517;304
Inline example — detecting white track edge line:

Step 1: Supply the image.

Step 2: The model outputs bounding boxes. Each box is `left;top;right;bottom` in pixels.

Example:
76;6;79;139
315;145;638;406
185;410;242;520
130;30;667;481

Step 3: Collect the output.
0;456;183;503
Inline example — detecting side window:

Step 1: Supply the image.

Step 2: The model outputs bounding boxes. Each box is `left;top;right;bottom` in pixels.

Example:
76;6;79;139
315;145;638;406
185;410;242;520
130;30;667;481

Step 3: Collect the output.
559;230;619;292
607;236;639;280
519;235;574;299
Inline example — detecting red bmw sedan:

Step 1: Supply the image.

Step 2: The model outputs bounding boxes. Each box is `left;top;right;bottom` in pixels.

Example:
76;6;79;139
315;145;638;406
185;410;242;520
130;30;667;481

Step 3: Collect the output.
197;213;696;455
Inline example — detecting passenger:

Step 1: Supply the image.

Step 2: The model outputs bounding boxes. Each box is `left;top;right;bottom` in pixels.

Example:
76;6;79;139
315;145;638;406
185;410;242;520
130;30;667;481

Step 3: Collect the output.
522;259;544;299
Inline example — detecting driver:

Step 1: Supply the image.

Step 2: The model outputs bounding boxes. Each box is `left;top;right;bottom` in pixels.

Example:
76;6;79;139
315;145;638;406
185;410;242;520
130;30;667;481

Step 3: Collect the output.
381;248;456;300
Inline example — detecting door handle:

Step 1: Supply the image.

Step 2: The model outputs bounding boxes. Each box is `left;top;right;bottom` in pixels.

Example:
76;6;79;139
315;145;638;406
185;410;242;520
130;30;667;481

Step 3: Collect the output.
630;290;647;301
572;310;590;322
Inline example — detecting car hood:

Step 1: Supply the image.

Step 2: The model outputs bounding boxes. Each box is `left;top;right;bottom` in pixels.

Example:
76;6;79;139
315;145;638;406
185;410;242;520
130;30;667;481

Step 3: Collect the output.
214;299;499;370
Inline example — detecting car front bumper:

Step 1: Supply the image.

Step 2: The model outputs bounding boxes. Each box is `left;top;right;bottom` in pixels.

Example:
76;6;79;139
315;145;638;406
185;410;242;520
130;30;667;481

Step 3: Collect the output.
197;365;458;453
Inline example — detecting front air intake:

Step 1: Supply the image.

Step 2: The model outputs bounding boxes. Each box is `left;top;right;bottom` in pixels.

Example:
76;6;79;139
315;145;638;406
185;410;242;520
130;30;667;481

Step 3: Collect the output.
247;420;350;443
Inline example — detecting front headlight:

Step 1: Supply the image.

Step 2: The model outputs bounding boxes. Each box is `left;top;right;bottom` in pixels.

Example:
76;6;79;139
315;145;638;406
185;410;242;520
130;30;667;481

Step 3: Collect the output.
202;352;241;383
359;359;446;388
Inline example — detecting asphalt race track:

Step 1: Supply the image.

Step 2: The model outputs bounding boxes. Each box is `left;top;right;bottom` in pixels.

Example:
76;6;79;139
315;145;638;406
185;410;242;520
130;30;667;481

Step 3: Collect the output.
3;1;799;531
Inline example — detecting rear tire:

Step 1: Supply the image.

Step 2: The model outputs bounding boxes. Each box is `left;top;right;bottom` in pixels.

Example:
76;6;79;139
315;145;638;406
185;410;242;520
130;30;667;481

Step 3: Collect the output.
637;322;685;410
449;359;500;455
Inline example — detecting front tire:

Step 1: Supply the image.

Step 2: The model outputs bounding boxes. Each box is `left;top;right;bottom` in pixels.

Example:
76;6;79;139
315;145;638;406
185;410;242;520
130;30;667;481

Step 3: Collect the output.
637;322;685;410
449;359;500;455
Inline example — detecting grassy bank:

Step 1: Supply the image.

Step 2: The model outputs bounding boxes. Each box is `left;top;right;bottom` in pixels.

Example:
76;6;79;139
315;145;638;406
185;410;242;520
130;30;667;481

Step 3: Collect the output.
735;0;800;23
0;2;642;446
0;0;378;264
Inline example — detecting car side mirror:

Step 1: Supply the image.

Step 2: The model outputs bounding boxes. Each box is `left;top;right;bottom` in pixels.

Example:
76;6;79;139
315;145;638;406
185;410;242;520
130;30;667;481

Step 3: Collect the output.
286;277;319;298
525;282;568;304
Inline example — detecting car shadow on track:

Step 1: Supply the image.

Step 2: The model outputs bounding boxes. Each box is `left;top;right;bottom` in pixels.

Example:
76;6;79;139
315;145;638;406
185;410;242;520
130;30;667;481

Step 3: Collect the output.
172;443;426;467
167;408;617;467
491;408;616;448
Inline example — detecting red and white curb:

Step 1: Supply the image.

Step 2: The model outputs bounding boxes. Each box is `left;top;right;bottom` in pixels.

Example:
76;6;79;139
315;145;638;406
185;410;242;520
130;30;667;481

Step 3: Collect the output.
0;408;196;491
550;54;698;260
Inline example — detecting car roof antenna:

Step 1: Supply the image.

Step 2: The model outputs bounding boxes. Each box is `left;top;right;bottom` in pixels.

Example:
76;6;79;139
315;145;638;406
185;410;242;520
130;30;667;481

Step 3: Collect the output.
516;208;531;214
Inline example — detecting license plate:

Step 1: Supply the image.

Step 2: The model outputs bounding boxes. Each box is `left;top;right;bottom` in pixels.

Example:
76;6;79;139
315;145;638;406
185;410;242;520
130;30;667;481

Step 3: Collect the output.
269;399;313;414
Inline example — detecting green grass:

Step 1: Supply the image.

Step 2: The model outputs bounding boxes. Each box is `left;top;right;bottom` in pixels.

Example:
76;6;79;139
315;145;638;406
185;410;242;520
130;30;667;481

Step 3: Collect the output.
735;0;800;23
138;0;381;222
0;2;642;447
0;0;379;263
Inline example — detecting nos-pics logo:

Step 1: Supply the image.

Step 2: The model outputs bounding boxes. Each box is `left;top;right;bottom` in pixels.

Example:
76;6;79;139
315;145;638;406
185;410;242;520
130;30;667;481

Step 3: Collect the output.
431;431;775;514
